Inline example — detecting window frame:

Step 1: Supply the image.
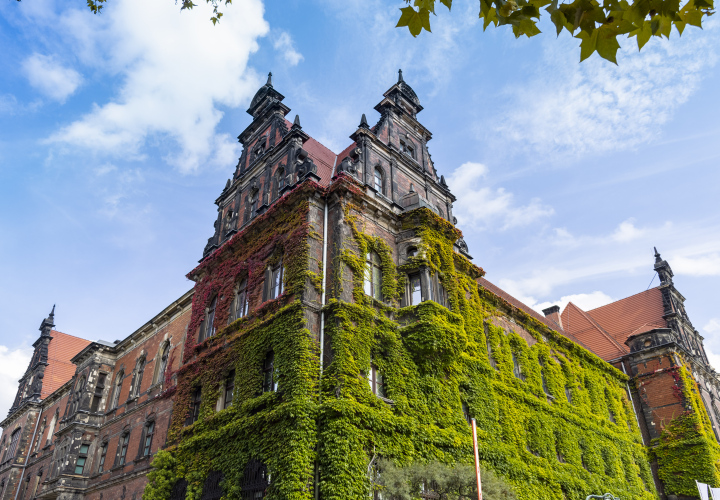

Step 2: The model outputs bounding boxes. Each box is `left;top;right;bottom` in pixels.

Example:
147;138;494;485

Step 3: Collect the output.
367;363;385;398
90;372;107;413
262;353;277;394
373;167;384;194
364;252;383;301
116;432;130;467
186;387;202;426
155;342;171;386
234;279;250;321
74;443;90;475
141;421;155;457
408;272;423;306
97;441;108;473
268;262;284;301
224;370;235;409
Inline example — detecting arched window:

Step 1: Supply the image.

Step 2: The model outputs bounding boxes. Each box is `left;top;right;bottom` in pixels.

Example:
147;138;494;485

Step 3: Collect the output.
131;357;146;398
97;441;108;472
364;252;383;301
373;167;383;194
115;432;130;466
111;371;124;409
240;459;269;500
140;420;155;457
200;296;218;342
155;342;171;385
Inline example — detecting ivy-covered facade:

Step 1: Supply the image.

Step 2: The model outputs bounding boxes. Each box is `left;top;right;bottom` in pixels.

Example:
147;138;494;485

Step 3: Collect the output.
142;73;658;500
3;72;718;500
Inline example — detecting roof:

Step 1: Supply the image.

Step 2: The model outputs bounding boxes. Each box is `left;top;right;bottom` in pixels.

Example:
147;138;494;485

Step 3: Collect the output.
478;277;588;348
560;287;667;362
303;137;336;186
42;330;91;398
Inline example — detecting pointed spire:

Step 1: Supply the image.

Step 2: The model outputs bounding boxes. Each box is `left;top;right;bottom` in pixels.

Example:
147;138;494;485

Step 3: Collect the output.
293;114;301;128
398;69;404;83
266;72;273;87
49;304;55;320
654;246;661;263
359;113;369;129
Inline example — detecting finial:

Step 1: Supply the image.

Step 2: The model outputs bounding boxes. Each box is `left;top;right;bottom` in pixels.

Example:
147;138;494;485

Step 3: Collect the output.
49;304;55;319
293;114;301;128
398;69;404;83
360;113;369;129
654;247;662;263
267;72;273;86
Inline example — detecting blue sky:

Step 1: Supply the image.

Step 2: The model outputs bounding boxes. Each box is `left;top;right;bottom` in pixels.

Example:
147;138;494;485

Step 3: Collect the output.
1;0;719;412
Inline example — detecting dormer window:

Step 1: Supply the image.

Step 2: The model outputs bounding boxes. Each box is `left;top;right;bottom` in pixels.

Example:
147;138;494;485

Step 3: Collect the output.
373;167;384;194
400;140;414;159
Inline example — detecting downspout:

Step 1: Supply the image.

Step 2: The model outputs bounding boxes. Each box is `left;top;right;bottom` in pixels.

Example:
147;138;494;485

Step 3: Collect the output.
14;406;43;500
315;157;334;500
620;361;643;438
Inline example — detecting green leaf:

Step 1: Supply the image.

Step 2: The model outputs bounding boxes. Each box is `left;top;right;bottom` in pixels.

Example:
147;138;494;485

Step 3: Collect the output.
419;7;432;31
629;19;653;47
576;29;599;61
414;0;436;14
439;0;452;9
408;10;424;35
550;8;568;34
596;26;621;62
396;6;416;27
682;8;703;26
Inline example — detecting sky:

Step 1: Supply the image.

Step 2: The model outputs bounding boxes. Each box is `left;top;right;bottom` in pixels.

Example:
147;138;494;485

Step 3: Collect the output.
1;0;719;414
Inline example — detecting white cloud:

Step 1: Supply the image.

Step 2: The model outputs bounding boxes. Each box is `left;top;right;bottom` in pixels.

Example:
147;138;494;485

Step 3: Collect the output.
705;349;720;373
273;31;304;66
671;253;720;276
448;162;554;230
493;19;719;158
703;318;720;334
0;345;32;424
47;0;269;173
533;291;615;314
612;219;646;242
22;53;82;102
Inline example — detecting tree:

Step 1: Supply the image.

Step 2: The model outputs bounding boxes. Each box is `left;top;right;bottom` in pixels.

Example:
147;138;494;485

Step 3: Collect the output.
396;0;715;63
373;459;517;500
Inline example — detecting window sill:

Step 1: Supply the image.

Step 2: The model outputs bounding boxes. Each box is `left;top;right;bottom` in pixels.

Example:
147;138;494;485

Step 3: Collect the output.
134;455;152;464
377;396;395;406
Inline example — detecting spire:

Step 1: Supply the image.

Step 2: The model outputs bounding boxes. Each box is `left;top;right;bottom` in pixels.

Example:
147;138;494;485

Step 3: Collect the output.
266;72;273;87
654;246;662;263
398;69;404;83
39;305;56;336
359;113;369;129
653;247;674;285
293;114;301;128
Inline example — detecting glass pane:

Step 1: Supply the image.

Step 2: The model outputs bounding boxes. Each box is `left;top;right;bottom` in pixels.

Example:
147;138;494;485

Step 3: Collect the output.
364;266;372;296
373;267;382;300
79;445;89;454
410;276;422;305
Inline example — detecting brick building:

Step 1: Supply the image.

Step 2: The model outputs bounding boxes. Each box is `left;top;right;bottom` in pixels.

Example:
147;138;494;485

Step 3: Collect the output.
0;73;717;500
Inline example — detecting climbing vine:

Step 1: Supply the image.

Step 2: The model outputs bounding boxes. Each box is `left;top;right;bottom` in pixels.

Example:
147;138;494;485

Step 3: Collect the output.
144;178;656;500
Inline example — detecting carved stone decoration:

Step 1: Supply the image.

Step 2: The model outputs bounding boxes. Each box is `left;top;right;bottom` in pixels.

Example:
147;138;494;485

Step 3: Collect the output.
456;238;469;253
295;148;317;179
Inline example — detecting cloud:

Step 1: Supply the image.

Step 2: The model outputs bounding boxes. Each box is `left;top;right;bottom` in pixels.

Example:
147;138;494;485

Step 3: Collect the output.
671;253;720;276
493;19;719;159
46;0;269;173
533;291;615;314
612;219;646;242
273;31;304;66
22;53;83;103
703;318;720;334
447;162;554;230
0;345;32;421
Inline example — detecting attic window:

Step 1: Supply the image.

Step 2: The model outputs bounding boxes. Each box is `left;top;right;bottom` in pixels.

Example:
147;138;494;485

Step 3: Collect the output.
400;140;414;159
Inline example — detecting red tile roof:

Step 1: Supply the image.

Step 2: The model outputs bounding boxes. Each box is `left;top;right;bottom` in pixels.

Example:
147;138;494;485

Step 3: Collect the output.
42;330;91;398
560;287;666;362
303;137;336;186
478;277;589;348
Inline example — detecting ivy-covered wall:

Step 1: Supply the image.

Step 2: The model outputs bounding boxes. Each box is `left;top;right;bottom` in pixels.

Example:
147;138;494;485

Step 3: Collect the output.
653;362;720;496
143;177;657;500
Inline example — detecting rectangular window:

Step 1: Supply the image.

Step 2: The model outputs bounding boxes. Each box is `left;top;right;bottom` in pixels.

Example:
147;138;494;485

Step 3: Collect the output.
74;444;89;474
400;140;414;159
7;429;21;460
235;280;249;320
565;386;572;404
186;388;202;426
142;422;155;457
368;364;385;398
409;273;422;305
364;253;383;301
98;442;108;472
117;433;129;466
224;371;235;409
269;263;284;300
512;353;524;380
90;373;107;413
262;354;277;393
486;337;497;369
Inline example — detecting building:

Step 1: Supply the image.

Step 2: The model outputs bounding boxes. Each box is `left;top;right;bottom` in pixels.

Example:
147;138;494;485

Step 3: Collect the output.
0;73;716;500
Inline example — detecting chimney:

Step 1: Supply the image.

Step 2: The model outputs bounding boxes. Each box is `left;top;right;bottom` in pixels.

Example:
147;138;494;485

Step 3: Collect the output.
542;305;563;330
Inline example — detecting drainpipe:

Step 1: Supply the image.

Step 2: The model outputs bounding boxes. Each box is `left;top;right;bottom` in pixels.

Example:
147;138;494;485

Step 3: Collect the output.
14;406;43;500
620;361;643;438
315;160;333;500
